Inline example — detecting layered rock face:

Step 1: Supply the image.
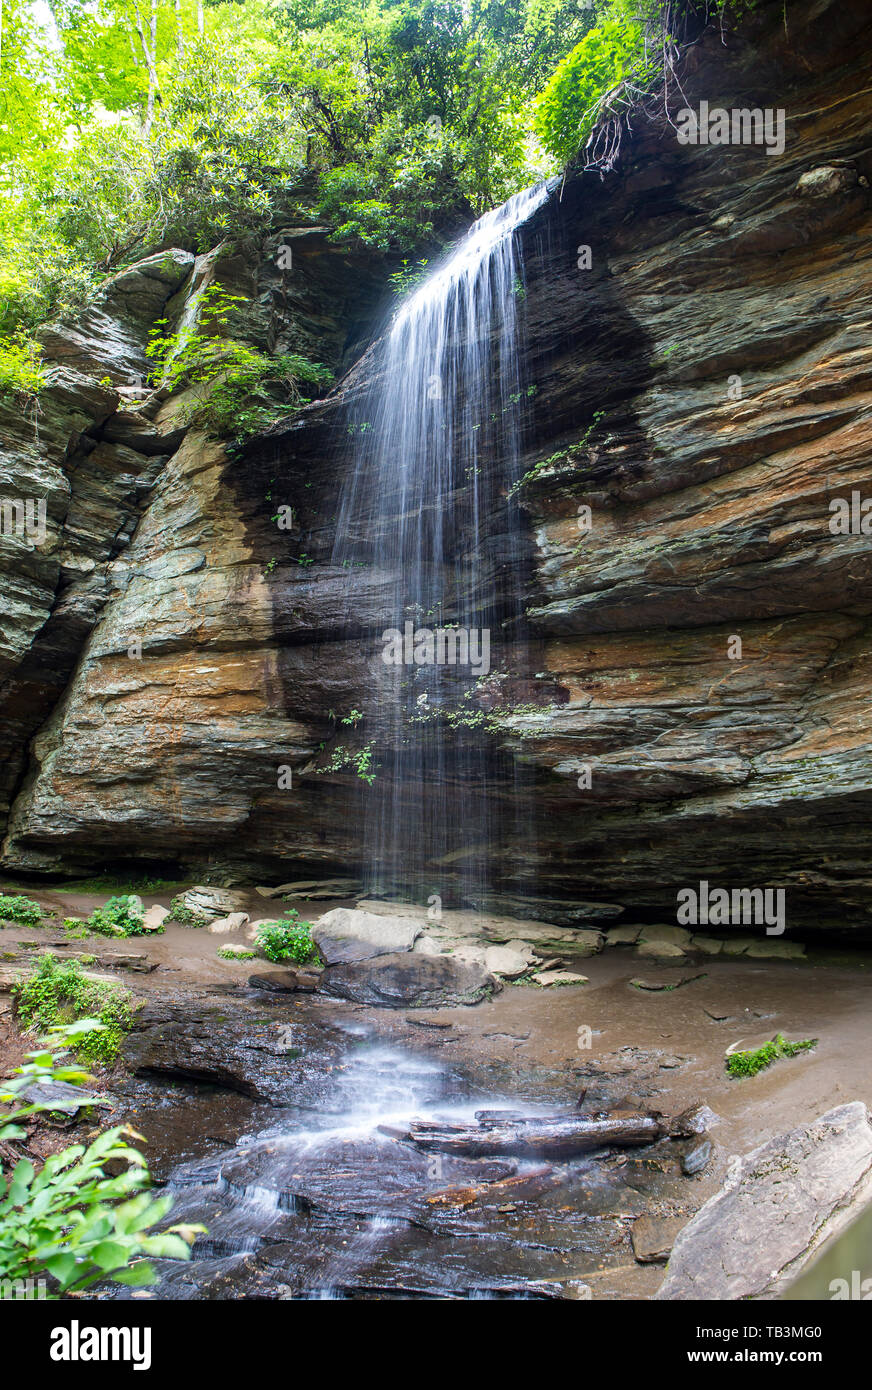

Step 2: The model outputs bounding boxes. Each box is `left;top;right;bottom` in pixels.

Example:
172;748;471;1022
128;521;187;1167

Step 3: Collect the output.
2;0;871;932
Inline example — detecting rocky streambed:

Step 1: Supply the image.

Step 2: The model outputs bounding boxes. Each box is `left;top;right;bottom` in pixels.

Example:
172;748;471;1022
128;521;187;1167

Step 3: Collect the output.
3;883;872;1300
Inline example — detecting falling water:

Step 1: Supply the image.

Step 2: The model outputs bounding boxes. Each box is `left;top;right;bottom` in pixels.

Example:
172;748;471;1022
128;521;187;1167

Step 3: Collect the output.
333;182;550;904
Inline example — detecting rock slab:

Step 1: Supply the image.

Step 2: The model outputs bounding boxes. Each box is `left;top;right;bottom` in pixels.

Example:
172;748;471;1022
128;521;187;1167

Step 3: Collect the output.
312;907;424;964
656;1102;872;1299
320;952;499;1008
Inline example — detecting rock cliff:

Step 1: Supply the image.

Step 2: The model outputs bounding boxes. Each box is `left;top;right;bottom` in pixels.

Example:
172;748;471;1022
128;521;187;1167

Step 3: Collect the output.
2;0;871;933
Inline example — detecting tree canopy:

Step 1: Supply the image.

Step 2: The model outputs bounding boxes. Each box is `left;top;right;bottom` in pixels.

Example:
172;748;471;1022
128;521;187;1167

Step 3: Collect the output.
0;0;677;385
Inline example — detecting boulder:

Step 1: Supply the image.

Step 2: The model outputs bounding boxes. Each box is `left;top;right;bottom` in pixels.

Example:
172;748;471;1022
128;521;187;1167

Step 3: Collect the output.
411;934;441;955
721;936;756;955
258;879;363;900
531;969;588;987
690;935;723;954
248;969;320;994
448;943;535;979
638;925;693;947
123;1001;346;1104
24;1080;111;1119
744;938;806;959
142;904;170;931
320;952;500;1008
96;952;156;973
669;1102;720;1138
312;907;424;964
636;941;686;959
177;887;249;923
207;911;250;935
605;925;642;946
484;945;535;980
681;1139;714;1175
656;1103;872;1300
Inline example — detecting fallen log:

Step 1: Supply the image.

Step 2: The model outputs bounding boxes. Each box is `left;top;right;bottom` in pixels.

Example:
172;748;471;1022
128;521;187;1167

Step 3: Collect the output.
407;1112;665;1159
425;1163;560;1209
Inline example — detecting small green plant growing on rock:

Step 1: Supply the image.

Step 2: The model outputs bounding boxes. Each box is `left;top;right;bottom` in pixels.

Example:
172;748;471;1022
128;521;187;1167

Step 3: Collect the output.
725;1033;817;1079
316;740;378;784
145;284;332;440
0;1021;203;1295
255;911;318;965
166;896;202;926
217;946;255;961
63;919;91;939
12;953;136;1066
87;895;154;938
0;895;42;926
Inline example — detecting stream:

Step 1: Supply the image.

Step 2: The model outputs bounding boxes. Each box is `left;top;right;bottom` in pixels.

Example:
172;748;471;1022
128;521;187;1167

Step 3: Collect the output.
113;1020;649;1300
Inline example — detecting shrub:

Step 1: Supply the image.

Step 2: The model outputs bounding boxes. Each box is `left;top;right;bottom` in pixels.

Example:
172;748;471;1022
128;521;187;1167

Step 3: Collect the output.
255;911;318;965
725;1033;818;1079
0;1021;203;1295
145;285;332;439
86;894;150;938
0;332;46;398
12;954;136;1066
0;895;42;926
63;919;90;939
533;7;651;164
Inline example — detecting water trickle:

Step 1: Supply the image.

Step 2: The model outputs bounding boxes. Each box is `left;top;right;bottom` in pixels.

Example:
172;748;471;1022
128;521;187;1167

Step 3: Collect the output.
333;183;550;904
119;1036;608;1300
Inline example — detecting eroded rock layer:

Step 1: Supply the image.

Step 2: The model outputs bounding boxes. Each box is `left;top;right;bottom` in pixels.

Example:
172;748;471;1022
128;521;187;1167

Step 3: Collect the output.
2;0;871;932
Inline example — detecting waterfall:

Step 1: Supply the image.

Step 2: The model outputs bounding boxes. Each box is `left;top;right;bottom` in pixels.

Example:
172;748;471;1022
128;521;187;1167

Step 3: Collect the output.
333;183;549;905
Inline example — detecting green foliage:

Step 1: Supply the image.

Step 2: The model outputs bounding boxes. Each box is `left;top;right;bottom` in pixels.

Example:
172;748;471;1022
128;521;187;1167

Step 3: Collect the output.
316;740;379;784
217;946;256;961
12;954;136;1066
510;411;606;496
725;1033;818;1078
533;3;654;162
0;333;46;399
255;911;318;964
167;895;201;926
63;919;91;940
86;894;151;938
388;257;431;296
0;895;42;927
62;874;178;894
145;283;332;437
0;1021;203;1295
0;0;610;343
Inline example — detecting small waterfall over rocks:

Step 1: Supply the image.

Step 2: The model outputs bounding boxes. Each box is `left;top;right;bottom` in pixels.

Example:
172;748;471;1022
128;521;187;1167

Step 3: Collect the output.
333;182;550;905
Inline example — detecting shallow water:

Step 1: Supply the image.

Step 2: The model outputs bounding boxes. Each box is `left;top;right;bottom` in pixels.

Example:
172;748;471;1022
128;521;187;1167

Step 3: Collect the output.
114;1027;640;1300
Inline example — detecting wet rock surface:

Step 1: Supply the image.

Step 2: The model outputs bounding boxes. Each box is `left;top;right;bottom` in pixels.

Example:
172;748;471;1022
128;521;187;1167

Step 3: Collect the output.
312;907;424;964
656;1102;872;1299
109;1021;672;1300
320;952;500;1008
0;2;869;934
122;1001;348;1104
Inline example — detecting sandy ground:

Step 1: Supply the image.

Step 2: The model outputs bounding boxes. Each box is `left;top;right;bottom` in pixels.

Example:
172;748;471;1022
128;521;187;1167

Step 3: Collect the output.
2;880;871;1298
